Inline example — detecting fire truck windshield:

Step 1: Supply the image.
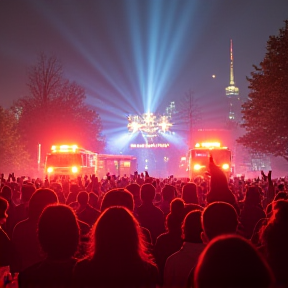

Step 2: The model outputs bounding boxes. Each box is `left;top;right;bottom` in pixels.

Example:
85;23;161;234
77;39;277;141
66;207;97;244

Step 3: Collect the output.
210;149;231;163
46;154;82;167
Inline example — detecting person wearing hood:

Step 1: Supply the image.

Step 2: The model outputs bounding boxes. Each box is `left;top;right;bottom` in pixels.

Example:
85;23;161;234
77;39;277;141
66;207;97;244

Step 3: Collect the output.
206;156;240;214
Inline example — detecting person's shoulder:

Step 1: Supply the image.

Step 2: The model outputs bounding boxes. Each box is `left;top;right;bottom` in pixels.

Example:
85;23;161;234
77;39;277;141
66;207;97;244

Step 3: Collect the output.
154;232;169;248
87;205;101;215
73;258;96;284
74;258;91;272
77;219;91;233
0;227;10;240
21;260;42;273
165;249;181;267
14;203;25;211
13;218;29;229
184;203;204;213
12;218;30;237
140;259;158;275
152;204;164;214
144;261;159;282
171;243;184;256
136;204;145;213
18;261;43;283
158;231;170;238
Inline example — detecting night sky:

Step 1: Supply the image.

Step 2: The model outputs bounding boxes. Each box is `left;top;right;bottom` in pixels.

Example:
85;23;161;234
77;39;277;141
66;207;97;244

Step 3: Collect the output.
1;0;288;135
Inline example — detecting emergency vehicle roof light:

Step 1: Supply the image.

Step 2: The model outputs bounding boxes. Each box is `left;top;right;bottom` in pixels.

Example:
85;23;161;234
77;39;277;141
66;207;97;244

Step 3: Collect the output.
51;145;79;152
200;142;221;148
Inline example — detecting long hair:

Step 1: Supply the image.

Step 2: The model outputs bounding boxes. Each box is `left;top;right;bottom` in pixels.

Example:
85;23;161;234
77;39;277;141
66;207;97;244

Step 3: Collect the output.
90;206;154;265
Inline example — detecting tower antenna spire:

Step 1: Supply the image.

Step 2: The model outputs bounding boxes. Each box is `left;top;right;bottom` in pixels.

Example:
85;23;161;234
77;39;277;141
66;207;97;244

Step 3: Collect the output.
230;39;235;85
225;39;238;97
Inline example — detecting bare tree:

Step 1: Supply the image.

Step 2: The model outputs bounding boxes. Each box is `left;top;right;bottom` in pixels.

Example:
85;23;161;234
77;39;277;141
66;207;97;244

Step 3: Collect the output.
13;53;105;163
174;89;202;148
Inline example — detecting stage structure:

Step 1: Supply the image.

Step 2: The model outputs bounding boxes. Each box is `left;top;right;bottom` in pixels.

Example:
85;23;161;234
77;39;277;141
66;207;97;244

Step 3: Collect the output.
126;102;182;177
127;102;175;139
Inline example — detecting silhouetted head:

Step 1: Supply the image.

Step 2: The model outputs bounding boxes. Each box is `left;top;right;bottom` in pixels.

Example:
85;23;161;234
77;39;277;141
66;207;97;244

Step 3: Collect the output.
165;212;182;233
209;157;228;187
21;184;36;203
101;188;134;212
162;184;176;202
170;198;185;218
202;202;238;241
207;158;234;204
183;210;202;243
194;235;274;288
126;183;141;200
92;206;150;262
278;183;285;192
70;184;79;194
274;191;288;201
38;204;80;259
244;186;262;206
0;185;12;201
50;182;62;193
77;191;89;206
272;199;288;212
0;196;9;223
140;183;155;203
28;188;58;219
182;183;199;204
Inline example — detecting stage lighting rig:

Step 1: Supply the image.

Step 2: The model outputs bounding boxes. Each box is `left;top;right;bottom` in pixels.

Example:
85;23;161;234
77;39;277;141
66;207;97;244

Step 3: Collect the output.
127;112;173;137
159;115;172;133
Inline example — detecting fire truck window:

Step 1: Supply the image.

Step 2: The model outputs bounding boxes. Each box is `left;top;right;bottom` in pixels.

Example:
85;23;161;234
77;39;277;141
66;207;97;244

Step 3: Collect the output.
121;161;131;168
81;154;87;167
87;154;94;167
46;154;82;166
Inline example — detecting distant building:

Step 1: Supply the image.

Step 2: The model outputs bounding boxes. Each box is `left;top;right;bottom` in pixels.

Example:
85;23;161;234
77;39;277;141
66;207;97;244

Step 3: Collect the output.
225;39;241;122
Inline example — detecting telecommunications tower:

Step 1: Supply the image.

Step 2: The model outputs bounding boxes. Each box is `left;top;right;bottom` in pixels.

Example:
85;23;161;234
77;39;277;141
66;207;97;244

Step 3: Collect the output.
225;39;240;121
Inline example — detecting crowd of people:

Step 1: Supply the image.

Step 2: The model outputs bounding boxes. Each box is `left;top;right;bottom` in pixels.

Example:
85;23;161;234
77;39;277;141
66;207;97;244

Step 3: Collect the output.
0;158;287;288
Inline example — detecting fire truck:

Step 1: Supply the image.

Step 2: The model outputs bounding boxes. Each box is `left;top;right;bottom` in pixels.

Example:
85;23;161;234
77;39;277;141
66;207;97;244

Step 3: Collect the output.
45;145;137;179
45;145;97;178
188;142;232;179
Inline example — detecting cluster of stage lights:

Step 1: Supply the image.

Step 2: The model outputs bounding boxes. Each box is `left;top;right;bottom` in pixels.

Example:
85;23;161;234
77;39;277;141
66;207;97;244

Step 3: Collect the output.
127;112;173;137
